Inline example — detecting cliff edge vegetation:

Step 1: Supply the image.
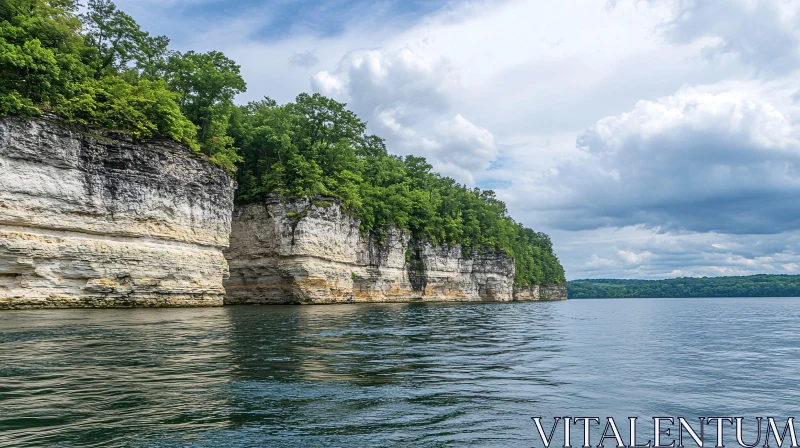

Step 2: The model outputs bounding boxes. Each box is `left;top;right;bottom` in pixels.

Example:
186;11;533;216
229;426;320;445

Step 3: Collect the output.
2;0;565;287
0;0;245;172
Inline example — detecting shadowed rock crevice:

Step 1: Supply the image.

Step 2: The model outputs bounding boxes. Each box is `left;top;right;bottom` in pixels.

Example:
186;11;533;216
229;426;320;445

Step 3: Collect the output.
405;243;428;292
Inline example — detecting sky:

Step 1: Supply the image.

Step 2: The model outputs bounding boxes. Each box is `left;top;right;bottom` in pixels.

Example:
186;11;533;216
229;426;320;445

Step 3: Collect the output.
114;0;800;280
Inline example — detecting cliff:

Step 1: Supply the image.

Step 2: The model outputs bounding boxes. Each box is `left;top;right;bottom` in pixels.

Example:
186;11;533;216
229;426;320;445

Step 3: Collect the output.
0;116;235;309
224;197;567;304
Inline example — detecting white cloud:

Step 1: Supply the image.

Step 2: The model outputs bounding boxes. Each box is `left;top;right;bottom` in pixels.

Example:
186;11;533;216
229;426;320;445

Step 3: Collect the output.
556;226;800;279
585;254;621;270
617;249;653;265
432;115;497;173
503;85;800;235
312;48;495;182
311;48;454;121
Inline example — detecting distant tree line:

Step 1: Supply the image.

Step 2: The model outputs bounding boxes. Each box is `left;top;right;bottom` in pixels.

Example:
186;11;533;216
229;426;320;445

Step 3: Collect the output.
1;0;566;286
568;275;800;298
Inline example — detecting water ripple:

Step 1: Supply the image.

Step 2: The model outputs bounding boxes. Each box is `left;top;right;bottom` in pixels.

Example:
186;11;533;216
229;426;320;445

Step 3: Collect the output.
1;298;799;447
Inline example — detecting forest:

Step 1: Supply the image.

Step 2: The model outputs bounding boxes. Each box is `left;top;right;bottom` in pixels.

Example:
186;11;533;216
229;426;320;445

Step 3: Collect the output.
0;0;565;286
568;275;800;298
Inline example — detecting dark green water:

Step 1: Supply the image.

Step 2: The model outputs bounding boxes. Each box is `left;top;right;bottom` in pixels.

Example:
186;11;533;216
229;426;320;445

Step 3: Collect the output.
1;298;799;447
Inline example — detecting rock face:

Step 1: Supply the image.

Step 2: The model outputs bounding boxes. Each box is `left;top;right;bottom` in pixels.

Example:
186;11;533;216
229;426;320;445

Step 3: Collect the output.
513;285;569;301
0;116;234;309
224;197;567;304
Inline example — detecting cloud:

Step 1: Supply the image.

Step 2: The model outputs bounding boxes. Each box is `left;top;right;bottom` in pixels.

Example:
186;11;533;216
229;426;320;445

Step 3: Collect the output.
554;226;800;279
653;0;800;73
617;249;653;265
312;48;454;121
288;50;319;67
312;48;496;182
433;115;497;172
511;85;800;235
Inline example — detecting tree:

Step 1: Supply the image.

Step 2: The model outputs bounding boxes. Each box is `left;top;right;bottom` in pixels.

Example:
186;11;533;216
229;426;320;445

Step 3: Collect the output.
54;76;197;145
165;50;246;143
0;0;86;114
80;0;168;77
566;275;800;299
1;0;243;173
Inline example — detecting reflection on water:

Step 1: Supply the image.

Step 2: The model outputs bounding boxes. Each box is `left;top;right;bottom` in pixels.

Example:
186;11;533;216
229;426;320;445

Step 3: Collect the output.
0;309;235;447
1;298;800;447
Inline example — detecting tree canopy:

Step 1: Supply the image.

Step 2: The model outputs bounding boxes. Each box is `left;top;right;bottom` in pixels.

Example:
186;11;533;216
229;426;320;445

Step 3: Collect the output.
1;0;566;286
0;0;245;170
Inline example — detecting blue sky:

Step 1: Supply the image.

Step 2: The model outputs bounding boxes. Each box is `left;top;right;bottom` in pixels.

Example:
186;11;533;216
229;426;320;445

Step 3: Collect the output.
116;0;468;48
116;0;800;279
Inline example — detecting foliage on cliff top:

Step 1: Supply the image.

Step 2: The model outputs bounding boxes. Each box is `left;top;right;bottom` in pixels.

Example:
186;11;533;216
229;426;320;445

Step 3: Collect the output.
0;0;244;173
230;96;566;286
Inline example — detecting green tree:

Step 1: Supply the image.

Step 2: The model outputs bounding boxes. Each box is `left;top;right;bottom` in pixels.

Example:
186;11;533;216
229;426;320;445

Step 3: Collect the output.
80;0;168;77
1;0;243;172
54;76;197;145
0;0;86;114
163;50;246;170
165;50;246;143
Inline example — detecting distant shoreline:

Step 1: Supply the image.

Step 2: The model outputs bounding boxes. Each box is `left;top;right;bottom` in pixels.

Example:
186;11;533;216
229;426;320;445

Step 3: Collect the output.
568;274;800;299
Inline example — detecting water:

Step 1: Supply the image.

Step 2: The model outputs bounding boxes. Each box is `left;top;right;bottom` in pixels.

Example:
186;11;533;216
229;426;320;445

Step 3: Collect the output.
1;298;799;447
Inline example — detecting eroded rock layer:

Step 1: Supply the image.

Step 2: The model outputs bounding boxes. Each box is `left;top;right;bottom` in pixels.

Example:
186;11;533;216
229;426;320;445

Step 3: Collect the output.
0;116;234;309
224;197;567;304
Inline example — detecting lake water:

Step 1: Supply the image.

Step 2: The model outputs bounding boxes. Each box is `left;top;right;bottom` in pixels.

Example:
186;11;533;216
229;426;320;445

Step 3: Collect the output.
1;298;799;447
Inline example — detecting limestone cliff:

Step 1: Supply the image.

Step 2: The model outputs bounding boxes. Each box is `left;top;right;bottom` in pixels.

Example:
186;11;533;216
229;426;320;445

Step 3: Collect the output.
0;115;234;309
513;285;569;301
224;197;567;304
